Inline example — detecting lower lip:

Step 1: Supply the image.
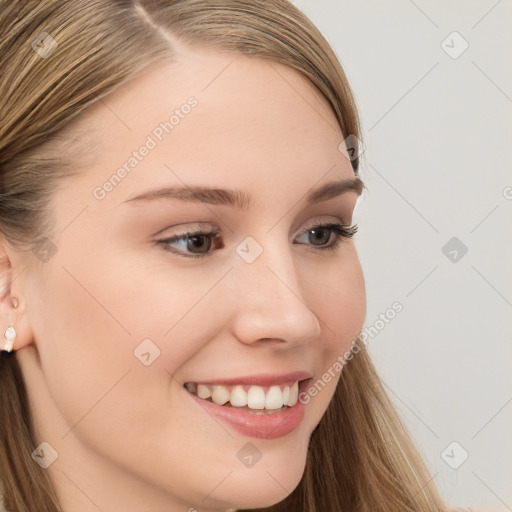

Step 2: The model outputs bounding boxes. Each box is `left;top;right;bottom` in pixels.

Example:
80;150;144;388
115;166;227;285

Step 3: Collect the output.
186;381;308;440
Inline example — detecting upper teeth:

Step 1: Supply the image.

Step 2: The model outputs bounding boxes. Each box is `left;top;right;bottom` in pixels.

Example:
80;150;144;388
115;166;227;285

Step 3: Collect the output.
184;381;299;409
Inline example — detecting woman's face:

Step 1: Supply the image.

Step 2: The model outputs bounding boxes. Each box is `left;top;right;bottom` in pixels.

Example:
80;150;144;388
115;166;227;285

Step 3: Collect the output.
11;48;366;511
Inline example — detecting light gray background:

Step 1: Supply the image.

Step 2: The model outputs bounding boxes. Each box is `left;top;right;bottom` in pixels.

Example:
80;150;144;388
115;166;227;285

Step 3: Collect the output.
292;1;512;510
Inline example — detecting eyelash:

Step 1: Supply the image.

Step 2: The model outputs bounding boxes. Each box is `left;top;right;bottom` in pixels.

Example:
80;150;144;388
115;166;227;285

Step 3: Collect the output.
157;222;358;260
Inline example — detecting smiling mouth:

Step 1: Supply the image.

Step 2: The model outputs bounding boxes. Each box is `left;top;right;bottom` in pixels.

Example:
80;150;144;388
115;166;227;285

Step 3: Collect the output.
183;379;309;412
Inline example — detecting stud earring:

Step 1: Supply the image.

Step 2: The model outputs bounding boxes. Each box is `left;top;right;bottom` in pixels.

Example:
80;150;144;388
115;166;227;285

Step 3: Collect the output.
2;296;19;353
3;324;16;352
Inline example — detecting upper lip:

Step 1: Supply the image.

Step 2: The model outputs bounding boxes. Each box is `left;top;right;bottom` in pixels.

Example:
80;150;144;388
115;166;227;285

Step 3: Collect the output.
184;371;313;387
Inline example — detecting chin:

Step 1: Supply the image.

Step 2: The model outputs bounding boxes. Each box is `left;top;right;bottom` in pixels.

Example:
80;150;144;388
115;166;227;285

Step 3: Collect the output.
221;487;293;510
211;459;306;510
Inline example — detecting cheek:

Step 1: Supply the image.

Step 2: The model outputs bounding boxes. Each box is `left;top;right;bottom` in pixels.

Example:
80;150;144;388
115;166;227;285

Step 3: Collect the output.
292;251;365;419
34;249;232;426
30;255;230;480
313;251;366;356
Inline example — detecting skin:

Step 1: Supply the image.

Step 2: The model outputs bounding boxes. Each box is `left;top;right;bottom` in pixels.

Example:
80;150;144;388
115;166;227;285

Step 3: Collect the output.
0;47;366;512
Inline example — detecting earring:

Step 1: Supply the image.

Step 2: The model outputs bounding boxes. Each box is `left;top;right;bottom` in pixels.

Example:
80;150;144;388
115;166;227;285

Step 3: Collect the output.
2;296;19;353
3;324;16;352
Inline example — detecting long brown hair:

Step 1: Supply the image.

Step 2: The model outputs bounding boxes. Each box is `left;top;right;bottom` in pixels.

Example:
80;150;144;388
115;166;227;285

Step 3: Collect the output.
0;1;466;511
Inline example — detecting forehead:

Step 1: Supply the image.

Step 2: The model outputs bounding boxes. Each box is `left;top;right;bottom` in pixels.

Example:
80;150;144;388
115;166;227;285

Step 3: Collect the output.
57;48;353;211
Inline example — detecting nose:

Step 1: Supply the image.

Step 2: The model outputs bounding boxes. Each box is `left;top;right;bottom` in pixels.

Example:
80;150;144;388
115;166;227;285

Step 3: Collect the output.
227;235;322;348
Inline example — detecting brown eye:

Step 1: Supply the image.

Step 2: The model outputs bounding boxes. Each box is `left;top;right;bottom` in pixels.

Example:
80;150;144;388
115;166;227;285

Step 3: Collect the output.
158;229;222;259
306;226;333;246
185;234;212;254
295;222;358;252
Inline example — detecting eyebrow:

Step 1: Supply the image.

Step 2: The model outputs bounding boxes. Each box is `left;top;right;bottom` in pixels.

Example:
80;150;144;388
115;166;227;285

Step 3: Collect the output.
123;176;365;210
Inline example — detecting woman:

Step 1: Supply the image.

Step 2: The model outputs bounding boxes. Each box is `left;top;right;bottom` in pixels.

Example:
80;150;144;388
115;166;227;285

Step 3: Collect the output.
0;1;468;511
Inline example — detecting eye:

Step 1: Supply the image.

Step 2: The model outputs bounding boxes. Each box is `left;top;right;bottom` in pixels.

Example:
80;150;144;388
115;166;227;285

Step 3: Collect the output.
158;227;223;259
294;222;358;253
157;222;358;259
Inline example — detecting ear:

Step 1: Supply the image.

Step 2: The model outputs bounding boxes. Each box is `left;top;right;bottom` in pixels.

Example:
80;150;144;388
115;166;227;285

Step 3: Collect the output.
0;235;34;353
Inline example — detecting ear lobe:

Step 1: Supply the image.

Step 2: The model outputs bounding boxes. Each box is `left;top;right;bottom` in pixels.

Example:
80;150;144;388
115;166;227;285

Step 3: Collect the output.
0;256;16;352
0;249;34;353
